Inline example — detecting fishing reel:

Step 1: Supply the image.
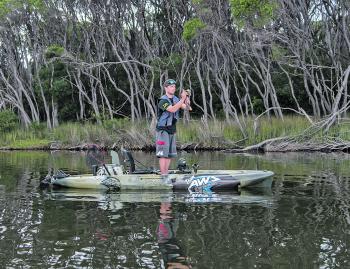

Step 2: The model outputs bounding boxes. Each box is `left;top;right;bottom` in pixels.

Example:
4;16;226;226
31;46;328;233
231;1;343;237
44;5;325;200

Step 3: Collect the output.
177;158;188;172
183;89;192;111
177;158;199;173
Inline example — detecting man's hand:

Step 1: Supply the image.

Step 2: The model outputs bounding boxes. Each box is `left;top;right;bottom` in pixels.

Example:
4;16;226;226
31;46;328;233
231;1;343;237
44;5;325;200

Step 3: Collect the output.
185;97;192;111
181;89;192;111
180;90;188;100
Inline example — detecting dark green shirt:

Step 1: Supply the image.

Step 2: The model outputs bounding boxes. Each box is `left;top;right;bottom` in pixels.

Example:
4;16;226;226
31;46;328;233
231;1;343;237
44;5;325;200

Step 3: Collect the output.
157;98;177;134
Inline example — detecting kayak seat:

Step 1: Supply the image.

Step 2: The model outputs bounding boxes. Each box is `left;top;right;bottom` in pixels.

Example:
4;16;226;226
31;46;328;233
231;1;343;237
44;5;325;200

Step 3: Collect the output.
120;148;158;174
121;148;136;172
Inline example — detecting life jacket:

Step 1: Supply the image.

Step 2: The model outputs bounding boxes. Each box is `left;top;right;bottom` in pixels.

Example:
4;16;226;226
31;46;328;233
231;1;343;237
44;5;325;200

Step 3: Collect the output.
157;95;180;127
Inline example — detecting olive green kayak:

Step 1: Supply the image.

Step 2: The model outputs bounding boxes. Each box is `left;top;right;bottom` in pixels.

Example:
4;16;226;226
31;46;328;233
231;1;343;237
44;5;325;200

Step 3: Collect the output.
43;168;273;191
41;150;274;191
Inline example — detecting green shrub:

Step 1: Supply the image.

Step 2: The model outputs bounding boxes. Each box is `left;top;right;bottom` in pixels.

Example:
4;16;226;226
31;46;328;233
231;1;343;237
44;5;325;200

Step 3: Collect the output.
182;18;206;41
45;44;65;59
0;110;18;132
252;97;265;114
230;0;278;28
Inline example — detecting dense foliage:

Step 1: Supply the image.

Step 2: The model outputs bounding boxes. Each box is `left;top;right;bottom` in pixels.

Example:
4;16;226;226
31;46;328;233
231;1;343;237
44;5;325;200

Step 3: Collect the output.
0;109;18;132
0;0;349;137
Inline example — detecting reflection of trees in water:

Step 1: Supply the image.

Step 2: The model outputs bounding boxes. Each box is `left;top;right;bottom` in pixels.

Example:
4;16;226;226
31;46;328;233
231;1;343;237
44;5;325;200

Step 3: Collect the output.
1;188;350;268
98;203;191;268
255;152;350;176
178;184;350;268
1;153;350;268
0;171;45;267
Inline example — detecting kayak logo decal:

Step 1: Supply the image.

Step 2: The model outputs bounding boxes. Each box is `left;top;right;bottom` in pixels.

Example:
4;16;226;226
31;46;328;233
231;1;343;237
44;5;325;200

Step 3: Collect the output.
186;175;220;191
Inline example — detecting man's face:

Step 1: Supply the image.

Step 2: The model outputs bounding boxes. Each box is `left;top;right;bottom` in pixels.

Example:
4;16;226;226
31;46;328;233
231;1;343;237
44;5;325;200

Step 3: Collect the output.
165;84;176;96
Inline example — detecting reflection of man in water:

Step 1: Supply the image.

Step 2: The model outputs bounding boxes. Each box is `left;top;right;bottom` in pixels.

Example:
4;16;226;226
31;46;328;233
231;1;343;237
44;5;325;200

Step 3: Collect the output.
156;202;191;269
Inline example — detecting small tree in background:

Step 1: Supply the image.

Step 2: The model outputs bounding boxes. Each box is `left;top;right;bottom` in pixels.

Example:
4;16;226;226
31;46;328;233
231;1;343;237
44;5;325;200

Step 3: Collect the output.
0;109;18;132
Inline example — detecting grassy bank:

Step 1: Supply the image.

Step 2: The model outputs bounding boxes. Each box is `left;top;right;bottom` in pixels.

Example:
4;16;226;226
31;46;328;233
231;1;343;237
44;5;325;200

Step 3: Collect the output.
0;116;349;150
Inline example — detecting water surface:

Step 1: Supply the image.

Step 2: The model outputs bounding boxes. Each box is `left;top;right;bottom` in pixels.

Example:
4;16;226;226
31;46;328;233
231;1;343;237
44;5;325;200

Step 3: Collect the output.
0;150;350;268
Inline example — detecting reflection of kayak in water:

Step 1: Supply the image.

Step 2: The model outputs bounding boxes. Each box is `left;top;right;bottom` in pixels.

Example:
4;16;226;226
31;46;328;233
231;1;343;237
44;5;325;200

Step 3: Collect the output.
41;150;274;191
42;188;274;206
44;189;174;203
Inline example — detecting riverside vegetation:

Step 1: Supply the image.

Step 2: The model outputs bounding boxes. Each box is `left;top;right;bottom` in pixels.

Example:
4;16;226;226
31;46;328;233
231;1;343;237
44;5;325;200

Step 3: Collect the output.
1;114;350;152
1;1;350;152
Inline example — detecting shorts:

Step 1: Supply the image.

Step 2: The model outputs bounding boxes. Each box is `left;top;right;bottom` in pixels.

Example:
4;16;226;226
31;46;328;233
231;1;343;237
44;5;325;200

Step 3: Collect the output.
156;130;177;158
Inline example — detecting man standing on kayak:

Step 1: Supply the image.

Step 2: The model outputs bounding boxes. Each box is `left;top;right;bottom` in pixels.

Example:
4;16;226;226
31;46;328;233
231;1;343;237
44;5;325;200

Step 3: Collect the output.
156;79;190;180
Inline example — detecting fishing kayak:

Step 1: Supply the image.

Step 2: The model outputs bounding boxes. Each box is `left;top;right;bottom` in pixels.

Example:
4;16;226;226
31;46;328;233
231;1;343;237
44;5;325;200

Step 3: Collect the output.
41;150;274;191
42;167;273;191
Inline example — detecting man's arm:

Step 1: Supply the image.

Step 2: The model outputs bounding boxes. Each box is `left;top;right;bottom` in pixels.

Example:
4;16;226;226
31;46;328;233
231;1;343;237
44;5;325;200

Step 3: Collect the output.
166;98;186;113
165;90;188;113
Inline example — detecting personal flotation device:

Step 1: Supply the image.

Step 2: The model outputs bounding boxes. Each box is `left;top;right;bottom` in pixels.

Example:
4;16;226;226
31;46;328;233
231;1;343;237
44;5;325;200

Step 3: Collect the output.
157;95;180;127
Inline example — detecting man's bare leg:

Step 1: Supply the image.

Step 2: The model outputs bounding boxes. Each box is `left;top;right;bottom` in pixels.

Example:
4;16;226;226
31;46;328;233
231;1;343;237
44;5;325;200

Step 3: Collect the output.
159;157;172;175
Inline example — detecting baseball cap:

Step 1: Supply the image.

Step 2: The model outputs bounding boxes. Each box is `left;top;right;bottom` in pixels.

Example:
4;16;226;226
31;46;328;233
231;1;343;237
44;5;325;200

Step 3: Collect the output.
164;79;176;87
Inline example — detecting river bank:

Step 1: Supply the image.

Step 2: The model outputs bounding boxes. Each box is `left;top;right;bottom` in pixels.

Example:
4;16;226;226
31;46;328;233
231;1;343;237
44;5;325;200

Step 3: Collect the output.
1;116;350;152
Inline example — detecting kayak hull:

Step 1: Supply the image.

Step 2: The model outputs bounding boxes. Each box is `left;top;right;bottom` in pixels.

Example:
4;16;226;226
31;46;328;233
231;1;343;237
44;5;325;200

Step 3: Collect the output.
48;170;274;191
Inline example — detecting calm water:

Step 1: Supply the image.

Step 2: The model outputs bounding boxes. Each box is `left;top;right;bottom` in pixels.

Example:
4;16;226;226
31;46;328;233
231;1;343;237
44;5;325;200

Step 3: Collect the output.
0;150;350;268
